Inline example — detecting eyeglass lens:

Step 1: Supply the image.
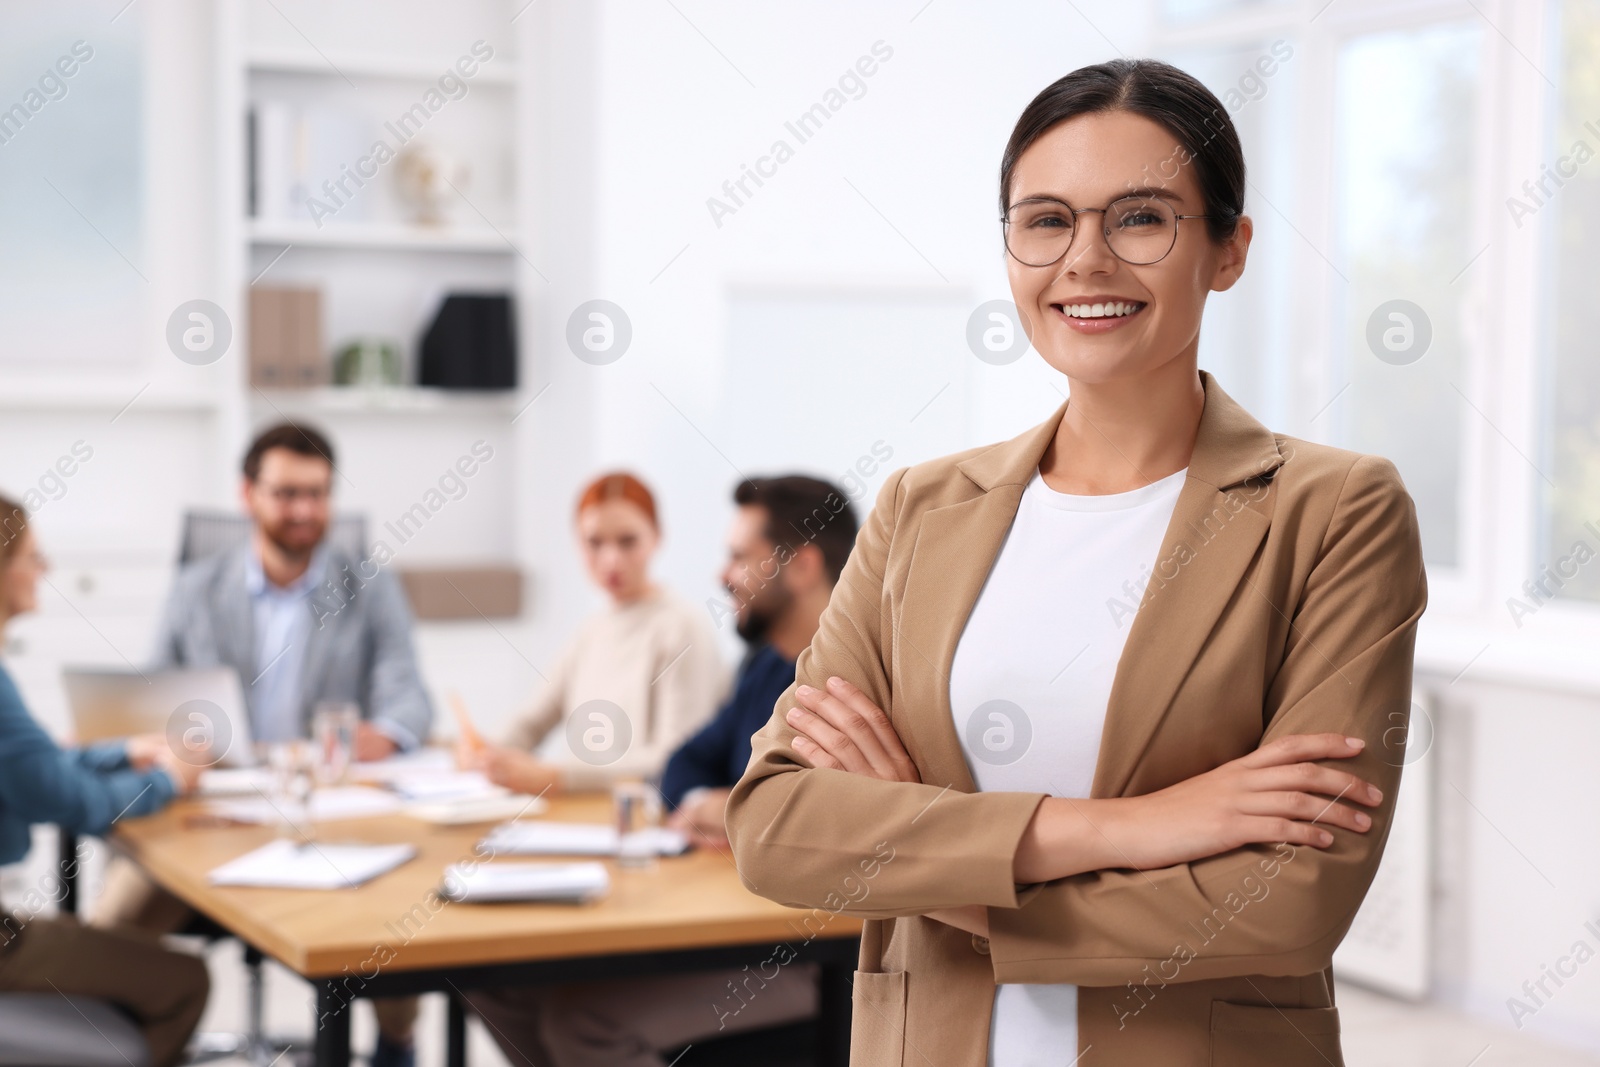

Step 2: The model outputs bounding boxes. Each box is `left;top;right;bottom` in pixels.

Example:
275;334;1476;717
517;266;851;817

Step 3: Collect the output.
1005;196;1180;266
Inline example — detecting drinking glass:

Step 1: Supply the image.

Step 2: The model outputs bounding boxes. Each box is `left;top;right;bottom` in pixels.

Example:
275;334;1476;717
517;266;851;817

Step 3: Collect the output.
613;780;662;870
312;701;360;786
266;739;316;842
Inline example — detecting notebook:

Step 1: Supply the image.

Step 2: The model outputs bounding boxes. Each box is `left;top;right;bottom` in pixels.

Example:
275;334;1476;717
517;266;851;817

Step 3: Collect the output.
479;821;690;857
403;793;547;825
206;786;403;824
208;839;416;889
440;861;610;904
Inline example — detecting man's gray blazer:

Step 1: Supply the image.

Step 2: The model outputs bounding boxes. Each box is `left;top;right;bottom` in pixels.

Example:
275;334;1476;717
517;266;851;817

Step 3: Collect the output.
150;543;434;749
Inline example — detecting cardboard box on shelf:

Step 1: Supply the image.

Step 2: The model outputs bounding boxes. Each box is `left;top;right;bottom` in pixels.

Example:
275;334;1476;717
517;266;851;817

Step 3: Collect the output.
249;286;325;387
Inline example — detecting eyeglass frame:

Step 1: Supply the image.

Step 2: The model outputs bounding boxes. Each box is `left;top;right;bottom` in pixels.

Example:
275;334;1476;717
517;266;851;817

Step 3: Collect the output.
1000;194;1216;267
252;481;332;505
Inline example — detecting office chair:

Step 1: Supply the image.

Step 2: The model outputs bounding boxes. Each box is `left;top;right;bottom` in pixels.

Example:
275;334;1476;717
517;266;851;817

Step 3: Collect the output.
173;509;367;1065
0;993;152;1067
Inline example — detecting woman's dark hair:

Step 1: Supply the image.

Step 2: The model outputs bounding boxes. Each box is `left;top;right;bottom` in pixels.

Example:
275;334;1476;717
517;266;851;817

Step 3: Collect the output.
999;58;1245;245
0;492;26;567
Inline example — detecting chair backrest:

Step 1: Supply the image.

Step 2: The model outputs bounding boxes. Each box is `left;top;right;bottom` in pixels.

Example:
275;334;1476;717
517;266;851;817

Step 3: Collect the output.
178;510;367;565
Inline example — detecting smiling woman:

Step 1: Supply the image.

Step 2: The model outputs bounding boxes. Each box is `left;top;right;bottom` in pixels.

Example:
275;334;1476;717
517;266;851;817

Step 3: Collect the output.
726;57;1426;1067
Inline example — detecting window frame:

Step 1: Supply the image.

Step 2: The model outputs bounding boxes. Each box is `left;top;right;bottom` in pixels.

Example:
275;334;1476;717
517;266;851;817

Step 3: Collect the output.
1154;0;1600;691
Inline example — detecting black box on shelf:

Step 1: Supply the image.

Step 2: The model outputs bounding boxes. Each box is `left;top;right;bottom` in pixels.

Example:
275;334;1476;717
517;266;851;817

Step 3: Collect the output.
418;293;517;390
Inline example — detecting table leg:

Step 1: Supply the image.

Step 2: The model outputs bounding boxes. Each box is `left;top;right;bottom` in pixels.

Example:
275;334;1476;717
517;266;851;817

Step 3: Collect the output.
58;831;79;916
816;959;852;1067
447;992;467;1067
314;981;352;1067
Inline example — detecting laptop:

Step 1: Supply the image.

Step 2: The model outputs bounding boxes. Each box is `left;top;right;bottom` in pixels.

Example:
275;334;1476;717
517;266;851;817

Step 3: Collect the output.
62;666;258;768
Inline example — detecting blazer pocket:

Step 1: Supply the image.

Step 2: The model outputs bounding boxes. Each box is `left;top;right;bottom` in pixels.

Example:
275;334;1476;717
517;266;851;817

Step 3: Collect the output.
850;969;907;1067
1209;1000;1343;1067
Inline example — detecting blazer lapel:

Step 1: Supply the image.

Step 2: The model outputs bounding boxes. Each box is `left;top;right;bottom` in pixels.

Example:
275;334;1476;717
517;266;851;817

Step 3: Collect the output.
894;371;1286;801
295;547;343;732
217;547;257;681
896;405;1063;795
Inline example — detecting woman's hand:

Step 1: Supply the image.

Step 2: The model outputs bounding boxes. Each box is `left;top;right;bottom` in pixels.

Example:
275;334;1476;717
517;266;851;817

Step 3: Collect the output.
127;733;205;792
784;676;920;784
470;745;565;798
124;733;167;770
1019;732;1386;883
784;678;996;933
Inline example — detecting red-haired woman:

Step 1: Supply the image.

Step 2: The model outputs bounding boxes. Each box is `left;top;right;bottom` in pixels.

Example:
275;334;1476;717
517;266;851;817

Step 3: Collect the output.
463;472;730;796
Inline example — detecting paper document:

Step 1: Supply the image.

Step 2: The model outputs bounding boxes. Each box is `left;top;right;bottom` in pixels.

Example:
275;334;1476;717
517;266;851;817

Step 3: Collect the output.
349;748;455;782
404;794;547;825
206;786;403;824
479;821;690;857
209;839;416;889
388;771;504;802
440;861;610;903
197;767;276;796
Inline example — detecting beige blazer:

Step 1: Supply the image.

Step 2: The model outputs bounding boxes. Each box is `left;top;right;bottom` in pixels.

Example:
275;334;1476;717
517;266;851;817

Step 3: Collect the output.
725;371;1427;1067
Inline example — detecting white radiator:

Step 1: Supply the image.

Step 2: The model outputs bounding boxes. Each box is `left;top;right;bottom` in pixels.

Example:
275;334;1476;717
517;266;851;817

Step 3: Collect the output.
1331;688;1435;999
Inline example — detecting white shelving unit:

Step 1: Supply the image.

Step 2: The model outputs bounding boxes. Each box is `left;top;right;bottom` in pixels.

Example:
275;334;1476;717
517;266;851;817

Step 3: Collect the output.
2;0;560;747
213;0;542;598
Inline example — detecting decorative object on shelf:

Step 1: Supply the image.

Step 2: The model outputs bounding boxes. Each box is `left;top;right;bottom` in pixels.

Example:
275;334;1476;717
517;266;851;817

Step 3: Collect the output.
418;293;517;390
397;565;523;620
248;286;326;387
393;142;470;227
332;337;404;387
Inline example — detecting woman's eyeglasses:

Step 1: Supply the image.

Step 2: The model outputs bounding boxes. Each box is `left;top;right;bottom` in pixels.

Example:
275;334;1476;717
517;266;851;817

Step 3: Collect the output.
1002;194;1214;267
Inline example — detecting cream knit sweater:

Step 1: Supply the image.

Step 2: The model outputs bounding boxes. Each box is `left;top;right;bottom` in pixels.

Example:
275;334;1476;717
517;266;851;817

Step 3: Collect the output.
502;586;731;791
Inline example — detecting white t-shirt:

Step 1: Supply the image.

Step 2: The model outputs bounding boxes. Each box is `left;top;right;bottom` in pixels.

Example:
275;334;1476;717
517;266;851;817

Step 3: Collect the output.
948;463;1188;1066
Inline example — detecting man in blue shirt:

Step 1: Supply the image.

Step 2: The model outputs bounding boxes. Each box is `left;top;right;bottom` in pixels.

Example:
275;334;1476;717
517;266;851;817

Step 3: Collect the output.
93;422;434;1067
468;474;862;1067
149;422;433;752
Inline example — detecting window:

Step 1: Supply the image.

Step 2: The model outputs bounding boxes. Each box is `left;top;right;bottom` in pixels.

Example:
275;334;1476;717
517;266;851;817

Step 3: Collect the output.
1161;39;1302;430
0;8;144;366
1161;0;1295;24
1538;0;1600;603
1331;21;1481;568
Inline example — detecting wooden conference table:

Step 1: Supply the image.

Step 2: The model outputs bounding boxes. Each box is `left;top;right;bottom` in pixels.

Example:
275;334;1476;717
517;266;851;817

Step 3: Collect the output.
99;794;861;1067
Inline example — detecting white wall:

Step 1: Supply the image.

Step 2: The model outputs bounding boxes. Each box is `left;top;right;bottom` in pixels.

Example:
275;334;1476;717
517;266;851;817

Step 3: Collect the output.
556;1;1152;659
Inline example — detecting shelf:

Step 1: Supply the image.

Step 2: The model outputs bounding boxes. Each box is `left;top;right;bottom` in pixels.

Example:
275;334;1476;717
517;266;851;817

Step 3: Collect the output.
249;386;527;417
245;47;518;86
248;220;516;253
0;381;222;414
